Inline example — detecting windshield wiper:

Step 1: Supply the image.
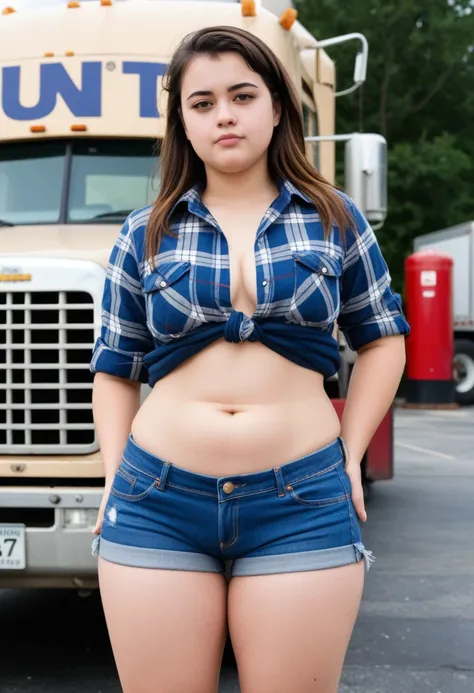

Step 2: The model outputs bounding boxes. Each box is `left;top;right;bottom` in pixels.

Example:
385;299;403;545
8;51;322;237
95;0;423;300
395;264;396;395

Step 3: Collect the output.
89;210;133;220
0;219;14;227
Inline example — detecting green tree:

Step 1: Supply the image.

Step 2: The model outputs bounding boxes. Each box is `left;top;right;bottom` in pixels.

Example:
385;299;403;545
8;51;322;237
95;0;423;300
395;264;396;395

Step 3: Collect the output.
295;0;474;289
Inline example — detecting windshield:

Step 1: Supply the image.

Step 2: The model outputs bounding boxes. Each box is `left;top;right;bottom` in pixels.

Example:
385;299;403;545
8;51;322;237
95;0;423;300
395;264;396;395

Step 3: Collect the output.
68;140;158;222
0;142;65;224
0;139;159;225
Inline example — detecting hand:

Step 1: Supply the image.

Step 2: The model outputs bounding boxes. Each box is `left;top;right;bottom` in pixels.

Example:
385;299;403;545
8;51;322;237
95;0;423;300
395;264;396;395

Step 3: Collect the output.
92;482;112;536
344;461;367;523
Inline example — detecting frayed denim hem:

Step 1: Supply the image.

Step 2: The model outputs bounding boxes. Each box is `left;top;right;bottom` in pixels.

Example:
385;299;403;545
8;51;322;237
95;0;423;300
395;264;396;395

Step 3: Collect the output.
91;535;100;557
354;542;376;571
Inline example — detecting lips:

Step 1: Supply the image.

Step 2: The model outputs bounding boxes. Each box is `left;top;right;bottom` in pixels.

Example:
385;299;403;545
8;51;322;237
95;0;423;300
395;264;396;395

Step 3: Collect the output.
216;134;243;143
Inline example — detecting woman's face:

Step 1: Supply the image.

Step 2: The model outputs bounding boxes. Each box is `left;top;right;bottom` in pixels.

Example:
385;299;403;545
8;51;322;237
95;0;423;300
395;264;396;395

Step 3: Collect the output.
180;51;281;175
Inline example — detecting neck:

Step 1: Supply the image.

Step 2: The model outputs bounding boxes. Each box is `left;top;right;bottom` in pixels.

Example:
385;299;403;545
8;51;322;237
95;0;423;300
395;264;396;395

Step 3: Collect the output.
202;159;278;207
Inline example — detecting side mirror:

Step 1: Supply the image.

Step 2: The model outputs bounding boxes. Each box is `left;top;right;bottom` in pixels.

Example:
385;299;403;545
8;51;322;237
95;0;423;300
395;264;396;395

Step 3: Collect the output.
344;133;387;225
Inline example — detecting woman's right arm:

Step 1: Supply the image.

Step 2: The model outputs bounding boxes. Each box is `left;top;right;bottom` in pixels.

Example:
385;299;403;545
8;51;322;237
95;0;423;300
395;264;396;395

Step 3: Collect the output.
92;373;142;486
89;214;153;535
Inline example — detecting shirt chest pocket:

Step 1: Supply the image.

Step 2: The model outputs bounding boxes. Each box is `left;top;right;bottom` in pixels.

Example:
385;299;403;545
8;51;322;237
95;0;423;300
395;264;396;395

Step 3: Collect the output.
285;251;343;328
143;261;204;338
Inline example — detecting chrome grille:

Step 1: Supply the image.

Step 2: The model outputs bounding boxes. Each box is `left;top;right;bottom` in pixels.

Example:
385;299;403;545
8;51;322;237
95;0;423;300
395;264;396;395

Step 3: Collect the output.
0;289;97;454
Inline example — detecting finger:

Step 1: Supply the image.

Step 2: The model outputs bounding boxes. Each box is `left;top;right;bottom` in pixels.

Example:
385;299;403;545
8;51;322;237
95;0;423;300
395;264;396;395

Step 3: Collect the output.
345;467;367;522
351;488;367;522
92;515;102;535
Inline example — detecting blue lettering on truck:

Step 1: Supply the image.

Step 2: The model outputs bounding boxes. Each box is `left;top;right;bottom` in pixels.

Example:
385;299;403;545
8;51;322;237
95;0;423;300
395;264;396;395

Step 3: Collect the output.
1;60;167;120
122;62;167;117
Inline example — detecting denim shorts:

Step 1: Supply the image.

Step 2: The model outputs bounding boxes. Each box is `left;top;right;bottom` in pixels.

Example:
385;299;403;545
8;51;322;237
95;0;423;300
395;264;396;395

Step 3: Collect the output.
92;434;374;577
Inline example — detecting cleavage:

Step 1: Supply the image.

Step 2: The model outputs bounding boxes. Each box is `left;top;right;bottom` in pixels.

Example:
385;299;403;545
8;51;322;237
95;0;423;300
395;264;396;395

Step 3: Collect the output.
226;234;258;317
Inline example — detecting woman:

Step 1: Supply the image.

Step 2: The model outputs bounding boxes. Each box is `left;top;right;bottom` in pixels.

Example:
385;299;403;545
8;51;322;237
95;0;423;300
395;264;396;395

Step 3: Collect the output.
89;25;409;693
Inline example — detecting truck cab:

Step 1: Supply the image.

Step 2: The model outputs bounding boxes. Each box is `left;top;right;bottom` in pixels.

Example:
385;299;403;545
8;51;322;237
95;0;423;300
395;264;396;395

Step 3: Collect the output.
0;0;386;587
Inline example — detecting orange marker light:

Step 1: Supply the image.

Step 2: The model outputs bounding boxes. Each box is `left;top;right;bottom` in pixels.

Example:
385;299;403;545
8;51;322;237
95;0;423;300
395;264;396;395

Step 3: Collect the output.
65;51;75;57
241;0;256;17
279;8;297;30
44;52;55;58
100;0;113;5
67;1;80;7
2;6;16;14
71;124;87;132
30;126;46;133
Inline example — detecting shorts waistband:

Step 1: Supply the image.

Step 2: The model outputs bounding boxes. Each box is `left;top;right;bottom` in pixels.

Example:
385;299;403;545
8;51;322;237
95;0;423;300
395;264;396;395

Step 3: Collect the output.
122;434;347;500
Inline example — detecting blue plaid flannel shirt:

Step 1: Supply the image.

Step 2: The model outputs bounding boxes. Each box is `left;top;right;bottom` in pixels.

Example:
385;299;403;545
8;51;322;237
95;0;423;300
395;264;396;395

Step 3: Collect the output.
90;180;410;386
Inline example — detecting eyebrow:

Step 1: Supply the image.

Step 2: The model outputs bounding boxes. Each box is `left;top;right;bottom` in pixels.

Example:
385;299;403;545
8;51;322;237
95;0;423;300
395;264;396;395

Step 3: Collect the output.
186;82;259;101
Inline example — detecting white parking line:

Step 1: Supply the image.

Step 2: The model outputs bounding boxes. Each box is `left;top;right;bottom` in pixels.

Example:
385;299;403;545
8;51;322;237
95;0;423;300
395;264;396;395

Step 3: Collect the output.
395;442;456;460
419;410;468;418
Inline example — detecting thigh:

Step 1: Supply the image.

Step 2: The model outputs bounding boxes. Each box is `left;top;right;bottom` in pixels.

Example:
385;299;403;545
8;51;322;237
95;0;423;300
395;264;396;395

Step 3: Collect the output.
228;561;364;693
98;557;228;693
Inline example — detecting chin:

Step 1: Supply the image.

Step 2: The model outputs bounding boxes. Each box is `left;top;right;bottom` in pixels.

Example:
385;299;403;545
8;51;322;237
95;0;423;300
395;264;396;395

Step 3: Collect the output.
211;154;264;175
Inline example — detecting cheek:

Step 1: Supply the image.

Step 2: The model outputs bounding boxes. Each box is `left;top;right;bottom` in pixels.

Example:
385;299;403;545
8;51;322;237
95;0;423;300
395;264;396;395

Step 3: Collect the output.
246;110;275;150
184;117;211;153
247;101;276;136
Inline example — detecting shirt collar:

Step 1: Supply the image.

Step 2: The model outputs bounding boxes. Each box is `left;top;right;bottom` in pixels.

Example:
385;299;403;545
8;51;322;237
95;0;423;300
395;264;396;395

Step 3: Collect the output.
169;185;203;217
277;179;313;205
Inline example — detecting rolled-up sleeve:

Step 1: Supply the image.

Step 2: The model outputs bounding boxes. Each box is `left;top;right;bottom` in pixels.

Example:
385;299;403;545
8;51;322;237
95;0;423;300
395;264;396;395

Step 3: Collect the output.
337;200;410;352
89;216;153;383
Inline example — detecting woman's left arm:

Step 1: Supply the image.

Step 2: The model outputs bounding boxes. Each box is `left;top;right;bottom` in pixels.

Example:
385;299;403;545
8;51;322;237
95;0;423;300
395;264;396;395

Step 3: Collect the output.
340;335;406;522
336;198;411;522
342;335;406;467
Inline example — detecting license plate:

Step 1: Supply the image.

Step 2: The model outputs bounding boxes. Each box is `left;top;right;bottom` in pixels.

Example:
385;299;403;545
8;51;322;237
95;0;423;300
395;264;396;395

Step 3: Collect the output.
0;525;26;570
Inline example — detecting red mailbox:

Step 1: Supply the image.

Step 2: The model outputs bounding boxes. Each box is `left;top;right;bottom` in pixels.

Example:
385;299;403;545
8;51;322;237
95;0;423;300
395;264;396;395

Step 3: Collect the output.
405;250;455;404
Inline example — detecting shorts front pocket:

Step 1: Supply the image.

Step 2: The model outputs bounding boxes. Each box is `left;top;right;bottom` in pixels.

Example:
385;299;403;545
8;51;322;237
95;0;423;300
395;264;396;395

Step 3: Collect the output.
286;459;349;507
109;459;158;503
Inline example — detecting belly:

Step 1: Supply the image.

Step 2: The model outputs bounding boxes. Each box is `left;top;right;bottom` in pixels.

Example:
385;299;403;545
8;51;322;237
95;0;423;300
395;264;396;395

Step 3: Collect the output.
131;340;341;475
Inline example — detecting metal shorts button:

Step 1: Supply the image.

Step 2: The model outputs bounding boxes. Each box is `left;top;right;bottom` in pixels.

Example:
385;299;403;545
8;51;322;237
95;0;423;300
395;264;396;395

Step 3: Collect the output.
222;481;235;494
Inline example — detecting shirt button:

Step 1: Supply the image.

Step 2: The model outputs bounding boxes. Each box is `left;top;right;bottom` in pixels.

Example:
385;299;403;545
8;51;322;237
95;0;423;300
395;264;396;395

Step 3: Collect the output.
321;267;328;274
223;482;235;494
262;280;268;287
159;280;167;288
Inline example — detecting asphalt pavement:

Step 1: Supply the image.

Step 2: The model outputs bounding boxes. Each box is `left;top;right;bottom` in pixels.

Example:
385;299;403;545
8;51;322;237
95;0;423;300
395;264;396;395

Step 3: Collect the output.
0;406;473;692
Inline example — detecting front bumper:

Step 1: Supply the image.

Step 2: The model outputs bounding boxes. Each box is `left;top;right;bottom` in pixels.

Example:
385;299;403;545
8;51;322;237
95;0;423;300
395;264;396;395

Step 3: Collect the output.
0;487;103;589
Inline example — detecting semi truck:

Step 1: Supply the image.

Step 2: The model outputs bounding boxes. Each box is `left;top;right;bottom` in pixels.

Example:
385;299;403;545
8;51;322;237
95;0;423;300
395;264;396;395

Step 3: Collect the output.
414;222;474;406
0;0;391;588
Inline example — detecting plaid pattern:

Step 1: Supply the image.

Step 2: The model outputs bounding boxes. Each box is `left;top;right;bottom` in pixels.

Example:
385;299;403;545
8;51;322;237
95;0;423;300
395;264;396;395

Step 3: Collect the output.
90;180;410;385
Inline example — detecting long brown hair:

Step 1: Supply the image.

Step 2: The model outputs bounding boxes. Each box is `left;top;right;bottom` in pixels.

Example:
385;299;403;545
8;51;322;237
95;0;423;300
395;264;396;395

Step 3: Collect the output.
146;25;353;266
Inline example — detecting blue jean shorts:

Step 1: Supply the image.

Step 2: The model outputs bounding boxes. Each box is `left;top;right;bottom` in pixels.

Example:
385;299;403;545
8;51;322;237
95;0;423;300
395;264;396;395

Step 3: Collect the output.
92;434;374;577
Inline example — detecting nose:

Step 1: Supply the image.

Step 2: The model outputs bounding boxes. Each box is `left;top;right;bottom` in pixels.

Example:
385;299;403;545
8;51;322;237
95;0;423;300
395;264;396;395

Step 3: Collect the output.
216;101;237;128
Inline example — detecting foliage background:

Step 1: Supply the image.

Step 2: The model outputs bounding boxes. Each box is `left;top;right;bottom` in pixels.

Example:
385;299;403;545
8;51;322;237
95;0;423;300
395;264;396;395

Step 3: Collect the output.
295;0;474;291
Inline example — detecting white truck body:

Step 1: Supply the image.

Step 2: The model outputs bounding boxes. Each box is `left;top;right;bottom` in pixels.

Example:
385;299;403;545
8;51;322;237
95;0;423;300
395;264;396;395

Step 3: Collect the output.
414;222;474;331
414;222;474;404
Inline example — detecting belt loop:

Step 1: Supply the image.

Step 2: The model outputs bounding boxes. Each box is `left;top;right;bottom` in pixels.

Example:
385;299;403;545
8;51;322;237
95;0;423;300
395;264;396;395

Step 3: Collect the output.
273;466;286;497
156;461;171;491
338;437;350;466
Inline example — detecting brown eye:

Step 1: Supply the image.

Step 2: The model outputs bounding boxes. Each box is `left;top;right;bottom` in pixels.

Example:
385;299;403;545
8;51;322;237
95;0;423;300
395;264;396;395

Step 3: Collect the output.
193;101;212;110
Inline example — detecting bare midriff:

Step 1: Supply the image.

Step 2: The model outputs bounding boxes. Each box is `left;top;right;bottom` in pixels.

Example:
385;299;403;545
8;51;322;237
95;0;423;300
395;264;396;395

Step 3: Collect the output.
130;338;341;476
